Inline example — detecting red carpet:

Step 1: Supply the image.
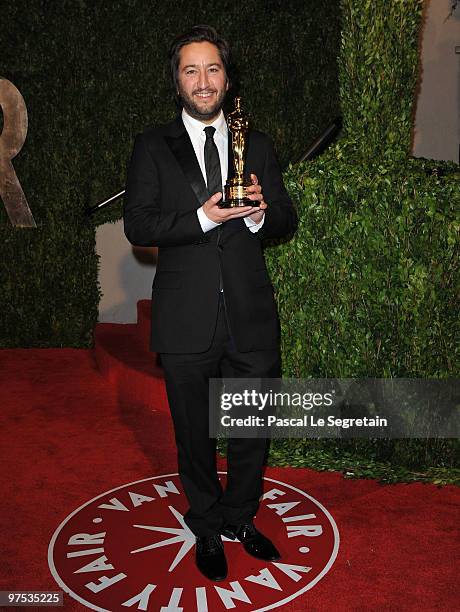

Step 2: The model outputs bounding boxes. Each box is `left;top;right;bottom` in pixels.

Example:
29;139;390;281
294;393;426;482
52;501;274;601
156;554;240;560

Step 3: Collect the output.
94;300;169;413
0;316;458;610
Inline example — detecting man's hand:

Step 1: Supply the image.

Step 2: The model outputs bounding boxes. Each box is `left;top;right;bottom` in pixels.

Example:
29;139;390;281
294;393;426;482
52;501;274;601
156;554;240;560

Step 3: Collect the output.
202;192;259;223
202;173;267;224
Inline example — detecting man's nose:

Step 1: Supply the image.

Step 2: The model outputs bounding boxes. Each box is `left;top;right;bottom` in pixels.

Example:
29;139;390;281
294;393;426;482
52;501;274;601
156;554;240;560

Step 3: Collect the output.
197;69;210;90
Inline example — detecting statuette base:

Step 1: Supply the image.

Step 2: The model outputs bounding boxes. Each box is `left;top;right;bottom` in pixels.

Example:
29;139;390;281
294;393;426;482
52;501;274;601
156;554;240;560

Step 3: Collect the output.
220;178;252;208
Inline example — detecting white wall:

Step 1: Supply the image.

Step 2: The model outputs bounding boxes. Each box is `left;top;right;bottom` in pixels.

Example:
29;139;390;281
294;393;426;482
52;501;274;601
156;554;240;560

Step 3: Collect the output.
413;0;460;162
96;220;157;323
96;0;460;323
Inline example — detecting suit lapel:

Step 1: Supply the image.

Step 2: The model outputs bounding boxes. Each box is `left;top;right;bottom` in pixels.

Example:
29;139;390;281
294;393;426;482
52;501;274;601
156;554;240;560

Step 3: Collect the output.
164;116;238;209
164;116;209;206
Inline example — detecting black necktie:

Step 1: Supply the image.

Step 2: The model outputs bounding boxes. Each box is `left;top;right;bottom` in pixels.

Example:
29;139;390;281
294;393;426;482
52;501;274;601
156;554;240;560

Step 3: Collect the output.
204;126;222;197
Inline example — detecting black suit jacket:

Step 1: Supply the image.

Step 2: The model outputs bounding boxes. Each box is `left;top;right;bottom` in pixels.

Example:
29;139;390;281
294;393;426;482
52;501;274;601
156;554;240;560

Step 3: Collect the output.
123;115;297;353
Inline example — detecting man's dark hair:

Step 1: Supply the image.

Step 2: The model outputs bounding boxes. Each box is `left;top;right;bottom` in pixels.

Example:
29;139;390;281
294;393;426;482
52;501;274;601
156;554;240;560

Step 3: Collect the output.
169;24;233;94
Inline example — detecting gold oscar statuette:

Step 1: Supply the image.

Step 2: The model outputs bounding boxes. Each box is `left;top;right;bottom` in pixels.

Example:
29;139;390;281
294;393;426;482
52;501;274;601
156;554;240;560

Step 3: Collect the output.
220;97;252;208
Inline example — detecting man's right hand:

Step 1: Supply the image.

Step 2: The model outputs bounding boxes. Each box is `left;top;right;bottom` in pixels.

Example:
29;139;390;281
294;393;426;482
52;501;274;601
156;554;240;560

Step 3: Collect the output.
202;192;264;223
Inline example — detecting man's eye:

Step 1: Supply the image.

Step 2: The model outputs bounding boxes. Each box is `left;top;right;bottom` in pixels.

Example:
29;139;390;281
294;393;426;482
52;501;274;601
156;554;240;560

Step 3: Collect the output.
209;68;219;73
186;70;196;75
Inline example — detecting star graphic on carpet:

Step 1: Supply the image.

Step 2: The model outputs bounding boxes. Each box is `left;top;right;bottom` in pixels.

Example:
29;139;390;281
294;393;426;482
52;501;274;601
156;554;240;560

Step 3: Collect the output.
131;505;235;572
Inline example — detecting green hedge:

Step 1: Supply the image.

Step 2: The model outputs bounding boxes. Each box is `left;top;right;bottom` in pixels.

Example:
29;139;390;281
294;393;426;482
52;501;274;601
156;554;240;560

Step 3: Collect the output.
264;161;459;475
339;0;423;160
268;151;459;379
263;0;459;474
0;0;341;347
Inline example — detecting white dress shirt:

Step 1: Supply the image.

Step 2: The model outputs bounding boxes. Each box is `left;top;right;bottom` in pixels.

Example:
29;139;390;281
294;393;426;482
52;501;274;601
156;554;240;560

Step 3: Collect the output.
181;108;265;234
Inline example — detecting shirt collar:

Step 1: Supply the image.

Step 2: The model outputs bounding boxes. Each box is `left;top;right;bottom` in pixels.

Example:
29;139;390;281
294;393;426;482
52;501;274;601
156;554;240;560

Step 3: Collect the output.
182;108;228;139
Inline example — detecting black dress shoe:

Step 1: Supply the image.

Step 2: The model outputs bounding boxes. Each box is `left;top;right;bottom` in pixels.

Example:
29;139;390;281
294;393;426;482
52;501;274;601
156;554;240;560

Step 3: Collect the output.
221;522;281;561
195;534;228;581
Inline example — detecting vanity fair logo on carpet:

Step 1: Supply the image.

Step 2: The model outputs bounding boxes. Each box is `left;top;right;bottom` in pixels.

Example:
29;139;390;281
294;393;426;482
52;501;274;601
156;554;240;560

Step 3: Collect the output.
48;473;339;611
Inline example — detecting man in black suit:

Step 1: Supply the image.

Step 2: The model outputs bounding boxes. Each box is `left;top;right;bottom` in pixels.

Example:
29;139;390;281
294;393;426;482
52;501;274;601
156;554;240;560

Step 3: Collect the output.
123;25;297;581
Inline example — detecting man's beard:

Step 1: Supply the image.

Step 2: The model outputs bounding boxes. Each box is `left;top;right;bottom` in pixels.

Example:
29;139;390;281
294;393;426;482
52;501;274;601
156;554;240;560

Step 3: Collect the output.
178;86;226;121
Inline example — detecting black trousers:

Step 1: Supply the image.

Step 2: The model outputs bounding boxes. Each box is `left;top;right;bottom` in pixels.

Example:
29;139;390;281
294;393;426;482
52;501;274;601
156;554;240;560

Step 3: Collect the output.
160;293;280;536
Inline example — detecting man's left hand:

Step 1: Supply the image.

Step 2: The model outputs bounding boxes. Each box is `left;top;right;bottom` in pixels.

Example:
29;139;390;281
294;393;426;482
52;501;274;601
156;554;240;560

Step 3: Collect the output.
247;174;267;223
